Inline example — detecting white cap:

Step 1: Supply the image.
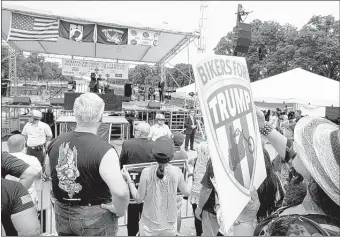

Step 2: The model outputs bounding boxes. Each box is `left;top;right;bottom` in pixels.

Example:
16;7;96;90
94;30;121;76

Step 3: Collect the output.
31;110;42;119
155;113;165;120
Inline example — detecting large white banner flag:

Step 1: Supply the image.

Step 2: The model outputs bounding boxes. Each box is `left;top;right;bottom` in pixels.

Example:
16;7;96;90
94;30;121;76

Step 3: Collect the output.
192;54;266;232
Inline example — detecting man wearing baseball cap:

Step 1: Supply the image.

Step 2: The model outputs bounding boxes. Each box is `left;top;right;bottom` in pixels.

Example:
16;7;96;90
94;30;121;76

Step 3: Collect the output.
22;110;53;166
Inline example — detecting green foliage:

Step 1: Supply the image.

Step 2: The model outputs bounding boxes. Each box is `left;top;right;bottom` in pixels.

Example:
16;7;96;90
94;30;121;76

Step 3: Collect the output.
1;52;70;81
128;63;195;88
214;15;340;82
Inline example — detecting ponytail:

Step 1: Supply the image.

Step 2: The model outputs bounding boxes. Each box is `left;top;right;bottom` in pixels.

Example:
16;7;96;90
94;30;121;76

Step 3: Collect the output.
156;164;165;179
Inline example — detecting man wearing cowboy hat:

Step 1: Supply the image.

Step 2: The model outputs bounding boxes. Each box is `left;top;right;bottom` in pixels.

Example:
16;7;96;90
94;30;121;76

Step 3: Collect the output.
22;110;53;166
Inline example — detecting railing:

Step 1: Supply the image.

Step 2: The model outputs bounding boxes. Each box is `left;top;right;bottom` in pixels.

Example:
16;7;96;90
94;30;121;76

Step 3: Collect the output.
1;104;205;139
39;180;194;236
1;105;63;136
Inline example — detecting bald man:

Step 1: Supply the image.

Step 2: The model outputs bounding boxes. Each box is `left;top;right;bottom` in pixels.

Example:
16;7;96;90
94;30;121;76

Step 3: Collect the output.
6;135;42;209
119;122;155;236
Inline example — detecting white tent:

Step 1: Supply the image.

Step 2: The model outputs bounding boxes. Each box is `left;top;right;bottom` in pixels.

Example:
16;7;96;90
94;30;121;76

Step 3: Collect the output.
174;82;196;97
250;68;339;107
176;68;339;107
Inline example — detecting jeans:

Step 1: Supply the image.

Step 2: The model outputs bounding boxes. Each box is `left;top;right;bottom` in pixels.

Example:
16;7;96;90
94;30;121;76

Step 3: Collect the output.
191;204;203;236
54;201;118;236
128;203;143;236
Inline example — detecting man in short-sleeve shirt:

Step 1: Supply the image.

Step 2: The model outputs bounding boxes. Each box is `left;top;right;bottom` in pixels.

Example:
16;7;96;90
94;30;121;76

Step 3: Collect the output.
22;110;52;166
1;152;29;179
1;179;40;236
195;159;220;236
2;151;41;190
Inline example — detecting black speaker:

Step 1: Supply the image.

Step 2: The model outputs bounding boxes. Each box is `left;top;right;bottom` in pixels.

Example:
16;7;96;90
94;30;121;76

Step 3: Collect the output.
64;92;123;111
12;97;31;105
124;83;133;97
122;96;130;102
147;101;161;110
64;93;83;110
50;98;64;106
233;23;251;53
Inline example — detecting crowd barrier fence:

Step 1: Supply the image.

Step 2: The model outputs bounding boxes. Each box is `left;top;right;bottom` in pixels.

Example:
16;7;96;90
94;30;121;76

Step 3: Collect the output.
38;180;194;236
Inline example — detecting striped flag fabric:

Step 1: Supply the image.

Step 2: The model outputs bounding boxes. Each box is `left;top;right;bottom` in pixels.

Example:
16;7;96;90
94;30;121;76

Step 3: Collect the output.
8;13;59;41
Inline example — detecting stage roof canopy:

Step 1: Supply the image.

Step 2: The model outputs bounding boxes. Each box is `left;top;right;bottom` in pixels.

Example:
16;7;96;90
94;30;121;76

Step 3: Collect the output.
1;4;198;65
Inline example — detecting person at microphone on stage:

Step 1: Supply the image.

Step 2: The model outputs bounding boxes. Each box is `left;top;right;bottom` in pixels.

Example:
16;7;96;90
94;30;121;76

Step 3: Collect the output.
89;72;98;93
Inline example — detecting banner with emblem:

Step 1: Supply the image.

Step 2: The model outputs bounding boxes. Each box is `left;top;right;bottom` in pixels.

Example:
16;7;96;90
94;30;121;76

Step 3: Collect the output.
59;20;95;42
62;59;129;79
192;54;266;232
123;160;188;203
128;28;159;46
96;24;128;45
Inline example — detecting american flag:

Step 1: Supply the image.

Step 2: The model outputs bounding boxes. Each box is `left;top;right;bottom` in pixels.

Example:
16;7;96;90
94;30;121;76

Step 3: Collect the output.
8;13;59;41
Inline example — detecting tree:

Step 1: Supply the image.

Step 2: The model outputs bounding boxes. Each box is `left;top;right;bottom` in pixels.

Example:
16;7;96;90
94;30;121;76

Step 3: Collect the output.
128;64;153;85
214;15;340;81
167;63;195;88
24;63;42;80
291;15;340;80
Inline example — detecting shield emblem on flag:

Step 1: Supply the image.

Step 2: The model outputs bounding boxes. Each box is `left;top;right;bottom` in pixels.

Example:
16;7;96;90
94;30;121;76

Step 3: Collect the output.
206;84;258;195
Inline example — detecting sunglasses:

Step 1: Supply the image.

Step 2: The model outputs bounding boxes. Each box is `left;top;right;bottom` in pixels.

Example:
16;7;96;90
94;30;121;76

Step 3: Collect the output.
158;119;164;121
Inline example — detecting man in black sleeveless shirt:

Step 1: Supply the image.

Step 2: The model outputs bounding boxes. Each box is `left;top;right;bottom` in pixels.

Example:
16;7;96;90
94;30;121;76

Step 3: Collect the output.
46;92;129;236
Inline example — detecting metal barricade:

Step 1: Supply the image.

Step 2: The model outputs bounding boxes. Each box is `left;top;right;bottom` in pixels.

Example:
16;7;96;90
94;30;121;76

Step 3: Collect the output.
1;105;63;136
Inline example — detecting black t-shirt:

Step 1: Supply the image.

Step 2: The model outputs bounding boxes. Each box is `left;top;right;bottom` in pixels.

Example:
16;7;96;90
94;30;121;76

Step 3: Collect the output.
1;179;35;236
1;152;29;178
47;131;113;204
201;159;216;215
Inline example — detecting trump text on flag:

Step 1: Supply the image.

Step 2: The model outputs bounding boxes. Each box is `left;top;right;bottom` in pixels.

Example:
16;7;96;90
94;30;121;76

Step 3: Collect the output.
192;54;266;234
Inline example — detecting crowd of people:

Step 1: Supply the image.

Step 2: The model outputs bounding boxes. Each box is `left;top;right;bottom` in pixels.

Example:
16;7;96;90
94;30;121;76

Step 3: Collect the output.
1;92;339;236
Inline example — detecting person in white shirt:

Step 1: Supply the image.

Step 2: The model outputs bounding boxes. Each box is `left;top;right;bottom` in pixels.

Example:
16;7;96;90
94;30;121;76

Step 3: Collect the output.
5;134;42;210
148;113;172;141
22;110;52;166
269;111;279;130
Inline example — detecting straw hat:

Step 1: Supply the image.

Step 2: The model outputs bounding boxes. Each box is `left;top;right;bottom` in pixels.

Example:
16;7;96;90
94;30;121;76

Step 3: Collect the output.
294;116;340;205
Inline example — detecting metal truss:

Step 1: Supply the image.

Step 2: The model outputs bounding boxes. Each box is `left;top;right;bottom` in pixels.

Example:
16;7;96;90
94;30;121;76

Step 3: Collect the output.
197;1;208;53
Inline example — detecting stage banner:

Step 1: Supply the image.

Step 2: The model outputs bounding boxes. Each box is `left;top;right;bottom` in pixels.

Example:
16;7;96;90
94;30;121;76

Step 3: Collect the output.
192;54;266;232
96;24;128;45
59;20;95;42
128;28;159;46
62;59;129;79
123;160;188;203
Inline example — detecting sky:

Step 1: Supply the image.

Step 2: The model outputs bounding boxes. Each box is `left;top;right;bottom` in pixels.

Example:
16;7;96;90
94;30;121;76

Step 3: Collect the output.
2;1;340;66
